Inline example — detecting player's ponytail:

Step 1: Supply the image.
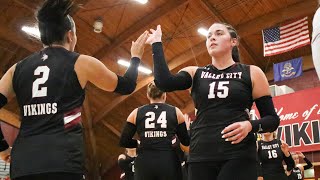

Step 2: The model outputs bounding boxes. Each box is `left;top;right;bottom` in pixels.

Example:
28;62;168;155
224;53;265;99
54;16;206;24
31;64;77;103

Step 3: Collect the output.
147;82;165;99
37;0;77;46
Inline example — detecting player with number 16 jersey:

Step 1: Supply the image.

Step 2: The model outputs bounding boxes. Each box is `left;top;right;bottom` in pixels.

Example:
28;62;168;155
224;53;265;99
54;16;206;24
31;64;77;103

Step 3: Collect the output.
257;132;294;180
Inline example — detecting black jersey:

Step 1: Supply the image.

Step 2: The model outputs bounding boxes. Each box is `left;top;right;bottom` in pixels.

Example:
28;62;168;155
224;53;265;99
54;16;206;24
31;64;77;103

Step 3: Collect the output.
119;155;135;180
136;103;178;151
258;139;287;176
11;47;85;178
189;63;255;162
288;167;303;180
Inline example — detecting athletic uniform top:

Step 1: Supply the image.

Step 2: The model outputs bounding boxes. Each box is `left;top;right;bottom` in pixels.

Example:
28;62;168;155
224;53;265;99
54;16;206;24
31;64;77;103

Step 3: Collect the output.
288;167;303;180
11;47;85;178
189;63;255;162
118;154;135;180
136;103;178;151
257;139;287;176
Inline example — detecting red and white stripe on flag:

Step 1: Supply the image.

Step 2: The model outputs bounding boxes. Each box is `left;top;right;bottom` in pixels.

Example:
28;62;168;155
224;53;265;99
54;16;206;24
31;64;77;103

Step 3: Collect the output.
262;17;310;56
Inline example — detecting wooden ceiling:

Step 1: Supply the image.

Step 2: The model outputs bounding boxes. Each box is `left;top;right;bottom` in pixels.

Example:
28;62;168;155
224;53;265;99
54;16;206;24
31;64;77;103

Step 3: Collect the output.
0;0;318;178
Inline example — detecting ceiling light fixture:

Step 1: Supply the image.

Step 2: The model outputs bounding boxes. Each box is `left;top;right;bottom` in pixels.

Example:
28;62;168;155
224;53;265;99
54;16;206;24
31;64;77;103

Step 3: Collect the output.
93;18;103;33
21;25;40;39
134;0;148;4
197;28;208;37
118;59;152;74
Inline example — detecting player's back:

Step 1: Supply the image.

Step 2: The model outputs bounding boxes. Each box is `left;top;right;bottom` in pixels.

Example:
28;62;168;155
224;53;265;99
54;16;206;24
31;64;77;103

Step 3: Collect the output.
136;103;178;151
11;47;85;178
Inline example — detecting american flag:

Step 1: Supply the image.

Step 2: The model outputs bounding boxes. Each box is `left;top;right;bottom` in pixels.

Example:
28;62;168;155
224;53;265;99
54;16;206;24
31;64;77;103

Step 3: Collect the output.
262;16;310;57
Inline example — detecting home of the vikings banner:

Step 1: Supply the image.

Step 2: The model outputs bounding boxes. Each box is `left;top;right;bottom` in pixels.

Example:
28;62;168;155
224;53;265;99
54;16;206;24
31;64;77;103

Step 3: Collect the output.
253;87;320;152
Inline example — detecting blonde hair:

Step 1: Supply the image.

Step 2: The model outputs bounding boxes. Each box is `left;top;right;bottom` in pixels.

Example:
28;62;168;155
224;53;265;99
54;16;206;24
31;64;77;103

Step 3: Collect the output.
272;131;277;139
147;82;164;99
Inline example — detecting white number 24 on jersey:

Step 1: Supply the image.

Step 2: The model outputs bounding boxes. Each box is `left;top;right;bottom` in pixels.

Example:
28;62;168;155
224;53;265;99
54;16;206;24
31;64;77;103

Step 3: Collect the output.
208;81;229;99
145;111;167;128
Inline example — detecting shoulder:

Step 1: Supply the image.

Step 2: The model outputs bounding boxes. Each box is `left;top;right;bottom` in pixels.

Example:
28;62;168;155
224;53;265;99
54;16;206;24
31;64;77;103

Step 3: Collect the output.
77;54;98;64
296;164;304;171
180;66;199;78
118;154;126;160
15;51;40;68
257;140;264;147
127;108;139;124
174;106;183;116
129;108;139;116
138;104;150;110
249;65;266;80
180;66;199;72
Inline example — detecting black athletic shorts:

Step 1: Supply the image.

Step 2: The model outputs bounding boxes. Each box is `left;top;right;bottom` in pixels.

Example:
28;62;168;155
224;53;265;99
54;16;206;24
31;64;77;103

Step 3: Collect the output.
134;150;182;180
188;158;257;180
13;172;83;180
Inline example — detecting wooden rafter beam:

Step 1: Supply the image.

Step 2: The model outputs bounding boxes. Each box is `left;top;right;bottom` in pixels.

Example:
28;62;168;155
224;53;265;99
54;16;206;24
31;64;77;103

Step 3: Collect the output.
82;96;100;179
3;0;93;55
199;0;264;68
0;109;20;128
0;14;41;53
101;121;121;138
92;0;318;124
181;99;194;114
94;0;189;60
93;76;153;123
167;92;185;107
93;41;207;123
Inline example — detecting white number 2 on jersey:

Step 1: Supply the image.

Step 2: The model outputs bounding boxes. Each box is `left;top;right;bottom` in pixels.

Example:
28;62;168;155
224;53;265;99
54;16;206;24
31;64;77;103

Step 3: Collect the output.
145;111;167;128
32;66;50;98
208;81;229;99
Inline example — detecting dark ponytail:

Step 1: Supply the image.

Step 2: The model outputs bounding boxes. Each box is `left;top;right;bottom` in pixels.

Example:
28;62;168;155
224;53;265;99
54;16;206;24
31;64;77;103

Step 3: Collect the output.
37;0;77;46
232;46;240;63
219;22;241;62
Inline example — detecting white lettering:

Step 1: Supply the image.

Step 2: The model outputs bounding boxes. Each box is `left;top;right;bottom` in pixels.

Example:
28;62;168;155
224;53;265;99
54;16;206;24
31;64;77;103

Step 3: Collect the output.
23;103;58;117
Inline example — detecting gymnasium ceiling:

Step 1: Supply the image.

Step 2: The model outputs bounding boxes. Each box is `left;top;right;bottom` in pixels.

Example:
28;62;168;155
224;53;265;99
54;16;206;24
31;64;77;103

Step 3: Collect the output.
0;0;318;178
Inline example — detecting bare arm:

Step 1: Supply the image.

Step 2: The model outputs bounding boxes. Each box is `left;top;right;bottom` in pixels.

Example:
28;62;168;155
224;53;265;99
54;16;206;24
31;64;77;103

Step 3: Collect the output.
296;151;313;171
75;31;149;93
176;107;190;147
281;141;295;171
221;65;279;144
251;65;271;99
75;55;118;91
0;64;17;100
127;108;138;125
119;109;138;148
250;65;280;133
0;64;16;157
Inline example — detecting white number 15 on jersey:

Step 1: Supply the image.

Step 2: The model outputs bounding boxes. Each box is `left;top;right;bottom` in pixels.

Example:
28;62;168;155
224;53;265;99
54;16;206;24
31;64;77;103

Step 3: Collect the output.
208;81;229;99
